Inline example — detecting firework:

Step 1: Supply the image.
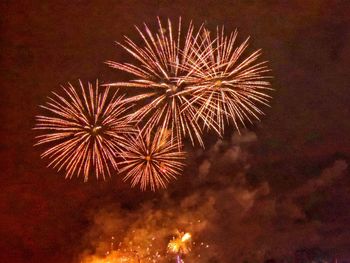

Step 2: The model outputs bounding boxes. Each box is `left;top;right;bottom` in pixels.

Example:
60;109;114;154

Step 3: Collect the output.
182;27;273;135
106;17;216;147
168;232;192;255
168;232;192;263
119;129;186;191
35;80;135;181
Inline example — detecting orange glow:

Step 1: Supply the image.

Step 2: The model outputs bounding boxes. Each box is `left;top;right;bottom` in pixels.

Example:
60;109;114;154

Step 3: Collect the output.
81;250;139;263
168;232;192;255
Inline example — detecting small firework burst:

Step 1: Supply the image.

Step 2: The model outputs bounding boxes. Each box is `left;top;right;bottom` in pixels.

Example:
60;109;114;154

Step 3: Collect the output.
34;80;135;181
168;231;192;263
106;17;213;147
168;232;192;255
183;27;273;135
120;129;186;191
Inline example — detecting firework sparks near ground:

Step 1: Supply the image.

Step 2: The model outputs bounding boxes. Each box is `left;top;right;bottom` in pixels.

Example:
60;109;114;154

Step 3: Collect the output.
168;232;192;263
106;17;216;147
81;250;139;263
80;235;163;263
182;27;273;135
119;129;186;191
78;198;211;262
80;230;200;263
34;80;135;181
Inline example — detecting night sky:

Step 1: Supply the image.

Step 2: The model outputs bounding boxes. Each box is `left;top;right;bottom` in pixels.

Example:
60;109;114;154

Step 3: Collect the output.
1;1;350;262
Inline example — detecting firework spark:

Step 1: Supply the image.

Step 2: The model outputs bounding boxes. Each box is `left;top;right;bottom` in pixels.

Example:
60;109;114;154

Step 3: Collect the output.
119;129;186;191
168;232;192;263
182;27;273;135
106;17;215;147
168;232;192;255
35;80;135;181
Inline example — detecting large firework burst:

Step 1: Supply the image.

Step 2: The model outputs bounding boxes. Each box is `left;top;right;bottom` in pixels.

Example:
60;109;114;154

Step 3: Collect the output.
34;80;135;181
182;27;273;135
106;17;215;147
120;129;186;191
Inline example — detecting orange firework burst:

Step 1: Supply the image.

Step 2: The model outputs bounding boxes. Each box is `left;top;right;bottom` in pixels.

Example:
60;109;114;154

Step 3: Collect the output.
183;27;273;135
120;129;186;191
106;17;214;147
168;232;192;255
35;80;135;181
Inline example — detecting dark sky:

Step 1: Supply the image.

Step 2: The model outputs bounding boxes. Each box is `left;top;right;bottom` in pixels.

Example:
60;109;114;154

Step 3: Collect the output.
1;1;350;262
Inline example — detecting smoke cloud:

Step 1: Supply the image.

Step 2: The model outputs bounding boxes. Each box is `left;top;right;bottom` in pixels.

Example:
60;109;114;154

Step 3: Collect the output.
77;131;349;263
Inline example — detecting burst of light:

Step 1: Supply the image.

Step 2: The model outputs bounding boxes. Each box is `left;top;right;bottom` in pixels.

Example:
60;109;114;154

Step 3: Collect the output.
34;80;135;181
106;17;215;147
182;27;273;135
168;232;192;255
181;233;191;242
119;129;186;191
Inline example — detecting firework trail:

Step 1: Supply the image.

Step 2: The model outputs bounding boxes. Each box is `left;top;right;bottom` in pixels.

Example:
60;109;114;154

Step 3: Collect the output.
35;80;135;181
181;27;273;135
106;17;217;147
119;129;186;191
